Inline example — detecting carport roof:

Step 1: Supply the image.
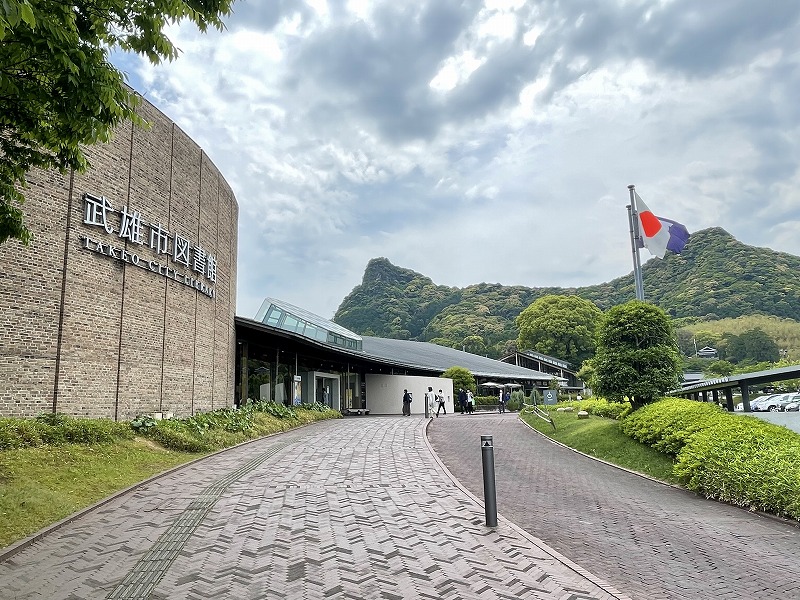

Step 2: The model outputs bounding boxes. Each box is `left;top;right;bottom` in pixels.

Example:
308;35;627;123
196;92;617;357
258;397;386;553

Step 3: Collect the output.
673;363;800;394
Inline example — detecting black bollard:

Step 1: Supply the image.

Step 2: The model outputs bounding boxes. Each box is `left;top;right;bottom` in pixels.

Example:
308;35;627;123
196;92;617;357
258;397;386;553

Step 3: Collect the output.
481;435;498;527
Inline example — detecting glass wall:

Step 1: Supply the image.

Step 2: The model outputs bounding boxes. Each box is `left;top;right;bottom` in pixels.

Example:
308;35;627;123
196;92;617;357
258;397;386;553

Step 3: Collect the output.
247;358;272;402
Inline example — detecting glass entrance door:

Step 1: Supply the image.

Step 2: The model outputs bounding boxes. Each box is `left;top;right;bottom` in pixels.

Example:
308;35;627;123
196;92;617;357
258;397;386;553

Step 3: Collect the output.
316;377;333;408
313;373;340;410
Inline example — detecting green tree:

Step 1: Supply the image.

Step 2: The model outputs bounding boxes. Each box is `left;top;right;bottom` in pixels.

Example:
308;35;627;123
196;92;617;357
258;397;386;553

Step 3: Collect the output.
725;328;780;364
676;329;695;357
0;0;234;244
501;338;518;355
591;301;681;408
705;359;734;377
682;357;712;372
576;360;596;391
440;366;475;394
461;335;486;355
516;295;602;365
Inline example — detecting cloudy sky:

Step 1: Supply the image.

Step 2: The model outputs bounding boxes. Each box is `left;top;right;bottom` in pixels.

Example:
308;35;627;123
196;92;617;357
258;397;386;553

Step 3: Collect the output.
113;0;800;319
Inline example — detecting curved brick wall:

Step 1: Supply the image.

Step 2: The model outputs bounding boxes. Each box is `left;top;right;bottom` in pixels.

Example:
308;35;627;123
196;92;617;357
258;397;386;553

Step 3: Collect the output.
0;97;238;419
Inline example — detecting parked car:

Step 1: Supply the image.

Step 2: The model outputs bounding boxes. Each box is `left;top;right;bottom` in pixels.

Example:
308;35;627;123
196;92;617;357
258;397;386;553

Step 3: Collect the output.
745;394;784;412
778;393;800;411
737;395;768;411
785;401;800;412
753;393;791;412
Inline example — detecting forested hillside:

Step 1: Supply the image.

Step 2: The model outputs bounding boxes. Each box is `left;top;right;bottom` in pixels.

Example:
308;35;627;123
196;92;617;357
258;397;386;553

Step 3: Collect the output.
333;228;800;358
678;315;800;362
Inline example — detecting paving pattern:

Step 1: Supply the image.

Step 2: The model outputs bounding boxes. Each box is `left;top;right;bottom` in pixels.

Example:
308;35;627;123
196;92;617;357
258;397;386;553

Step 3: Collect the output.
0;417;627;600
428;412;800;600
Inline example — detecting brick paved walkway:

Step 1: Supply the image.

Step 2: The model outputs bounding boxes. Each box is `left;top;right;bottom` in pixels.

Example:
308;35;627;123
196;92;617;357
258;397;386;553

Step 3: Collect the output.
428;412;800;600
0;417;629;600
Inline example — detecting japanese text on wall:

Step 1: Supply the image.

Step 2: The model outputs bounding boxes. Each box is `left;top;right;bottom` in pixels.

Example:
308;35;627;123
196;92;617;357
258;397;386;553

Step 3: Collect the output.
80;192;217;299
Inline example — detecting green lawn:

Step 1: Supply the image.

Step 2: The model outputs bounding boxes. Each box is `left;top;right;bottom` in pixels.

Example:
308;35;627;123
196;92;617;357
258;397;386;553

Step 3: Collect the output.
0;439;200;549
519;409;680;485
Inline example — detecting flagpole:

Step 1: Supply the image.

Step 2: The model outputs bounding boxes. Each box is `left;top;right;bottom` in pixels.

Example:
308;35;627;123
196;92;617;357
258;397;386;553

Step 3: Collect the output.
627;184;645;300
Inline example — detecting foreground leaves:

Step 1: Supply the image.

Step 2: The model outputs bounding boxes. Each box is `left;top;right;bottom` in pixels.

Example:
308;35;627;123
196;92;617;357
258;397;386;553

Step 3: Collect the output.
0;0;235;244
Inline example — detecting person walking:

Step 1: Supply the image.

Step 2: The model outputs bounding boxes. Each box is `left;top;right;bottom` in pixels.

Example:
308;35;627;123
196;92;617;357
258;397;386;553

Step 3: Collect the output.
435;389;447;417
402;389;412;416
458;388;467;414
498;389;504;413
466;389;475;414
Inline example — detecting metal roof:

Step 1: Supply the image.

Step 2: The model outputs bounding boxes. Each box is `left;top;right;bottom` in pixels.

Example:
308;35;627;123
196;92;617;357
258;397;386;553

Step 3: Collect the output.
361;336;555;381
236;315;555;382
504;350;573;371
672;364;800;395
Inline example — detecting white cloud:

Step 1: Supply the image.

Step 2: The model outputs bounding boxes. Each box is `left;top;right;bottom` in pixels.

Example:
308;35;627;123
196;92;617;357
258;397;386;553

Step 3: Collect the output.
113;0;800;320
429;52;486;92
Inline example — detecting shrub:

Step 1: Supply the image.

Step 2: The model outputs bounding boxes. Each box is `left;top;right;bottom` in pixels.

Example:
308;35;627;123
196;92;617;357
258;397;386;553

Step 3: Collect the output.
134;402;341;452
620;397;726;455
57;416;132;444
507;391;524;412
251;401;296;419
299;402;330;413
621;397;800;520
34;413;70;427
130;414;158;433
0;414;132;449
0;418;43;449
474;395;498;406
0;403;341;454
147;419;212;453
556;398;632;420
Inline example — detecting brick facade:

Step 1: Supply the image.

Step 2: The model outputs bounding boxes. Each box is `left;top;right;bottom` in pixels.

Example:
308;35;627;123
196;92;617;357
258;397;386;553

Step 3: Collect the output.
0;96;238;419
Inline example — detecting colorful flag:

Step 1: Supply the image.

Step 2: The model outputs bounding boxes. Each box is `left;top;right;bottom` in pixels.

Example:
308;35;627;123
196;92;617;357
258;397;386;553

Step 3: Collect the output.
635;192;690;258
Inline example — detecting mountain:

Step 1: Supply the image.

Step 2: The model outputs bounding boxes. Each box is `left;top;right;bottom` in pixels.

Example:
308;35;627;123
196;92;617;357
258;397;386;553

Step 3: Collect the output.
333;228;800;356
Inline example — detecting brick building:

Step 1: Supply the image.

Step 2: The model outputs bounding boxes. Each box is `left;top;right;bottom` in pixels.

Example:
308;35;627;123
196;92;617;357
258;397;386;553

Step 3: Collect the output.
0;95;238;420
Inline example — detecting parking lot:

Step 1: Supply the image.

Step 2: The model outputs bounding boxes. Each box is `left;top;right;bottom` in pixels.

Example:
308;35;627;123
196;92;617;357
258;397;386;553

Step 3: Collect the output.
743;410;800;433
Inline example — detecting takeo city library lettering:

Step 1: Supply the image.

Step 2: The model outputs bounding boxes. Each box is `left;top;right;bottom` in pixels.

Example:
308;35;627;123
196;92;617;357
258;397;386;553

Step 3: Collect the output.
80;192;217;299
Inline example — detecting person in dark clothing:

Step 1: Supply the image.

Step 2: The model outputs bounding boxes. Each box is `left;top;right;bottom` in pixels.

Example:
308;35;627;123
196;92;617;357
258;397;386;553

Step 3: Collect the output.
402;389;412;416
458;388;467;413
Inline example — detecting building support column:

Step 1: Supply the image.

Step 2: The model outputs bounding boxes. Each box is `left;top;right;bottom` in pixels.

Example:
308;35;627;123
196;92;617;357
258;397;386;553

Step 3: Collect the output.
238;340;248;407
724;388;734;412
741;385;751;412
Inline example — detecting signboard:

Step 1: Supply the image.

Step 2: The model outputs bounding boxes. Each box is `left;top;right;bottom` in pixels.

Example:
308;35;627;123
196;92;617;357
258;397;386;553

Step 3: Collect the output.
543;389;558;405
293;375;302;406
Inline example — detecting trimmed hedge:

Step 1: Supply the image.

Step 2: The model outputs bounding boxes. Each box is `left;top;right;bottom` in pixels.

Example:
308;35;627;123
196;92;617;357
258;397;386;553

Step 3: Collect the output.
555;398;632;420
473;394;522;411
474;395;500;406
620;397;725;455
621;397;800;520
